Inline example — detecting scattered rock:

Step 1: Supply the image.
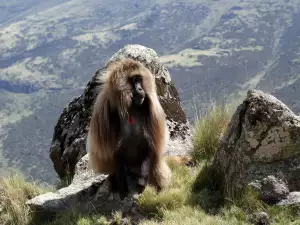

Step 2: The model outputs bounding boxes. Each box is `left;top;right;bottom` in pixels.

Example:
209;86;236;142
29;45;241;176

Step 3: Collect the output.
249;175;289;203
49;44;192;181
249;212;270;225
213;89;300;203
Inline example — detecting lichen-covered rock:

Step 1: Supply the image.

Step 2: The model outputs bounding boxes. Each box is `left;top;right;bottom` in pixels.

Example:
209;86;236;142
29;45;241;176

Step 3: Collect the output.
212;89;300;204
49;44;192;180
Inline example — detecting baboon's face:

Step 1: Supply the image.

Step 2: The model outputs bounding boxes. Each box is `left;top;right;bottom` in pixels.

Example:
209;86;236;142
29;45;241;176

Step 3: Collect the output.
130;74;145;106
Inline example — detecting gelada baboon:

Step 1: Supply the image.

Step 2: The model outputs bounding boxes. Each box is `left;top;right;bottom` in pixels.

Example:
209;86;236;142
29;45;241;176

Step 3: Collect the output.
86;58;171;199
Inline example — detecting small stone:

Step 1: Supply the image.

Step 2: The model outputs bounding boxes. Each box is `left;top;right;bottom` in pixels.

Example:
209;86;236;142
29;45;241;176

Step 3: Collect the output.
259;176;289;203
249;212;270;225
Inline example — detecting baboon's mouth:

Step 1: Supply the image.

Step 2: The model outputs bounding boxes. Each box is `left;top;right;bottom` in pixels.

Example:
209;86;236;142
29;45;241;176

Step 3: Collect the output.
133;96;144;105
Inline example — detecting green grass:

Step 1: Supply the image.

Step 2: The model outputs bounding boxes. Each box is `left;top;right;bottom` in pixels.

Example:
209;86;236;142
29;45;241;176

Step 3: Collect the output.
138;159;198;220
191;104;232;163
136;160;252;225
40;210;128;225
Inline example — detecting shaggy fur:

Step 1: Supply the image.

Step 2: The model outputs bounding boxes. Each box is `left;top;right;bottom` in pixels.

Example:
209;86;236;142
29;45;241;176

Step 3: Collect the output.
86;58;171;195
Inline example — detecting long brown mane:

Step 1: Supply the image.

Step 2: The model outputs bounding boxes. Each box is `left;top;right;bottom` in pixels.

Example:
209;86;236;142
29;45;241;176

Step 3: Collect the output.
86;58;171;190
87;59;167;169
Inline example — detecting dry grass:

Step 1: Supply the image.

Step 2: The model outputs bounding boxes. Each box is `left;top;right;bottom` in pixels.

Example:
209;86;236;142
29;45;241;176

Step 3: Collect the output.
0;173;51;225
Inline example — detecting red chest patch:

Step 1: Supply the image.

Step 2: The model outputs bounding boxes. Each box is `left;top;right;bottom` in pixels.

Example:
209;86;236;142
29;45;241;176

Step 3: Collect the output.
128;116;136;125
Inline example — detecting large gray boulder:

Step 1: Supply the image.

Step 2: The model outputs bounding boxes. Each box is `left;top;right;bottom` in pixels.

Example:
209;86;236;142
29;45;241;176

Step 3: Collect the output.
49;44;192;180
213;89;300;205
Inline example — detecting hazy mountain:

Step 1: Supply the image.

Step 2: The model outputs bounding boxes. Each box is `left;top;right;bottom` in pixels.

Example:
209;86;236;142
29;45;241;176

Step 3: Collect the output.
1;0;300;185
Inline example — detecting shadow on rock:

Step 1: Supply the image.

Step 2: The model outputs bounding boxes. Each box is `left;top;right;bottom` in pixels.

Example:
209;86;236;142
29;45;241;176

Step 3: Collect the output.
189;162;225;215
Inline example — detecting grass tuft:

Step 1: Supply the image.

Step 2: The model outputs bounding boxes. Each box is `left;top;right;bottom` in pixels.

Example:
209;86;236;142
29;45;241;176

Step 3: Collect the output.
191;104;231;163
0;173;51;225
138;159;197;220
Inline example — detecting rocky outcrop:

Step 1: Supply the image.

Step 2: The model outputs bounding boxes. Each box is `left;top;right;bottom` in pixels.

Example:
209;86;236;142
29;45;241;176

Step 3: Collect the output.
26;155;107;214
49;44;192;180
213;89;300;205
26;154;145;221
26;156;194;218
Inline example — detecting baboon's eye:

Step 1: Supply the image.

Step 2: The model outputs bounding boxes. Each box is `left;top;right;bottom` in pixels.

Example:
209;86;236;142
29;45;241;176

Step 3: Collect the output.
132;75;142;84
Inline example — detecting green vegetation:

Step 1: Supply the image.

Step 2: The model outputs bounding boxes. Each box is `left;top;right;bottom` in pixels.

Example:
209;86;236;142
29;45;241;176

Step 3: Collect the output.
1;105;300;225
191;104;231;163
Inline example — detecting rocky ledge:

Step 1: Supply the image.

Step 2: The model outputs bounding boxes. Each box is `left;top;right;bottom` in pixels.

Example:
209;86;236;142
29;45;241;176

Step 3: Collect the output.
26;155;145;219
